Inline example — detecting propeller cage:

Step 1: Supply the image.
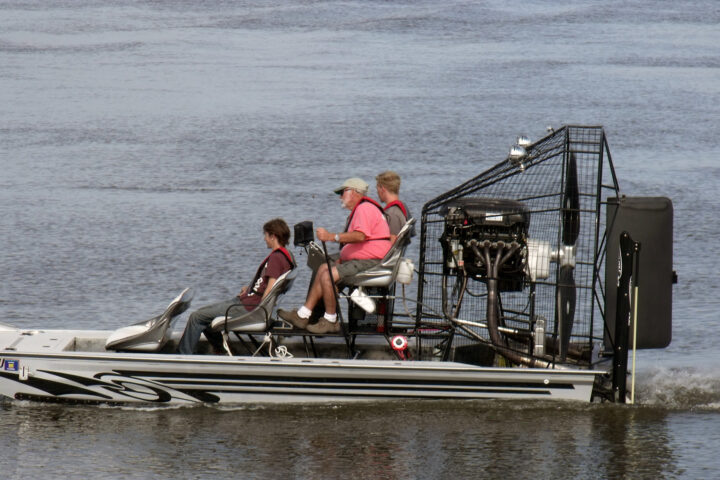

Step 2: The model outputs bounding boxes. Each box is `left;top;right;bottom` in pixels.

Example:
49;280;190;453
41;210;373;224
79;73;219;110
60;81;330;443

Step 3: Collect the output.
417;126;620;367
440;198;529;291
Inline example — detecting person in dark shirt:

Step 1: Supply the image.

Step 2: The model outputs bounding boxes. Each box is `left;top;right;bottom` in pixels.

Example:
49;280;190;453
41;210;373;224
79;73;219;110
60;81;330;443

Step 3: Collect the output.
177;218;294;354
376;171;411;243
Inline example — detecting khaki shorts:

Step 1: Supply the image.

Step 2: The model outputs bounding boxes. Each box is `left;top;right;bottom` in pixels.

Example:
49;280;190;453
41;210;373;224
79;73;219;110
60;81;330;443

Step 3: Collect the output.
336;259;380;280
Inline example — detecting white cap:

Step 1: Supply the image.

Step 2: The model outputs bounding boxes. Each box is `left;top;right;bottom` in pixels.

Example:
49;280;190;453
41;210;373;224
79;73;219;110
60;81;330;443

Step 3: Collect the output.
333;177;368;195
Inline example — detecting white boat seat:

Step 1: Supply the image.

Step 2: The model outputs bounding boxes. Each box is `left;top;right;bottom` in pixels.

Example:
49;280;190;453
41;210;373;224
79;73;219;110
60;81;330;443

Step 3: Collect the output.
342;218;415;288
210;268;297;335
105;287;194;352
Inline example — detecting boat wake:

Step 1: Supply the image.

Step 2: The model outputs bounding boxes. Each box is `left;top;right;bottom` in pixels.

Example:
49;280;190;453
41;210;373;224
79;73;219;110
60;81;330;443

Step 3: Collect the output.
635;365;720;410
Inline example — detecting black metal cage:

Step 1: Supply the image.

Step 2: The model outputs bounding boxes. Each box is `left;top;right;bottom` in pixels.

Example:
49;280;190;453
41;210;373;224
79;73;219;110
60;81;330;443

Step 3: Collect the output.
416;126;619;367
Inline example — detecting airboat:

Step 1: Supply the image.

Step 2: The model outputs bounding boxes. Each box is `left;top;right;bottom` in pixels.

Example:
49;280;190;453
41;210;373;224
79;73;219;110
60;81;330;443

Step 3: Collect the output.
0;125;675;405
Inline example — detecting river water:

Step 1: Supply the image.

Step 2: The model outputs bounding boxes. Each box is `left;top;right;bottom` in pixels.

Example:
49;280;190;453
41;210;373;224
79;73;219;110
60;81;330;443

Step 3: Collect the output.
1;0;719;478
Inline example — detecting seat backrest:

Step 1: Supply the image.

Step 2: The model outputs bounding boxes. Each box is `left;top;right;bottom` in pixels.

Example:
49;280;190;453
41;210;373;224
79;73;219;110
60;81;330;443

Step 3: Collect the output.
211;268;297;332
379;217;415;266
105;287;194;352
261;268;297;309
343;218;415;287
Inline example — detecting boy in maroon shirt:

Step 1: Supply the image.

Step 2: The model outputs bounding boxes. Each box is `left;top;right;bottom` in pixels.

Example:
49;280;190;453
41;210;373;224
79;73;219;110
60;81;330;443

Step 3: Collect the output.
177;218;294;354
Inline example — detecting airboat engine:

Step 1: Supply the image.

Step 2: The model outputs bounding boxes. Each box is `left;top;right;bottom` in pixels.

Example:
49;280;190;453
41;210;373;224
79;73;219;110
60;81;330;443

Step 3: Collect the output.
439;197;577;367
439;197;578;286
440;198;529;292
439;198;533;364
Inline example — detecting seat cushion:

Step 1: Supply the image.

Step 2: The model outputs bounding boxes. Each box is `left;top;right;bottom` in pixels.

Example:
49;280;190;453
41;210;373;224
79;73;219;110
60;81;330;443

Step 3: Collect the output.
211;316;267;332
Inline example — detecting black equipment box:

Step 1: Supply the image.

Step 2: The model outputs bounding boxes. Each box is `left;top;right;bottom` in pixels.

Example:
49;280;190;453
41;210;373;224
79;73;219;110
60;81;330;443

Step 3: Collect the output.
293;221;314;247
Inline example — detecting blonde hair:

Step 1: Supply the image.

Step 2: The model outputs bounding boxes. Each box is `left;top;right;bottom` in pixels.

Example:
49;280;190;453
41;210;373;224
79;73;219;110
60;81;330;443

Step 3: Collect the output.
375;171;401;194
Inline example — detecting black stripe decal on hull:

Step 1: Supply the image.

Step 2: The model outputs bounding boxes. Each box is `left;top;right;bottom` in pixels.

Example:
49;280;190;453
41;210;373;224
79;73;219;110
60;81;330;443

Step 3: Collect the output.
182;387;553;397
113;370;577;390
15;385;554;406
0;370;113;399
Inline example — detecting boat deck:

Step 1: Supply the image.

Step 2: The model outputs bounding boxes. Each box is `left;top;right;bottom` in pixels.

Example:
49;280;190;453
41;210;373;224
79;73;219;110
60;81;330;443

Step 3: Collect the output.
0;326;406;361
0;328;111;353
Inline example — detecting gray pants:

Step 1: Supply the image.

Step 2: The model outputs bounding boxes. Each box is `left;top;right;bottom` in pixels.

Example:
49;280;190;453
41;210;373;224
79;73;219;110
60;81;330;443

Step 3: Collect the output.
336;258;380;280
177;299;241;354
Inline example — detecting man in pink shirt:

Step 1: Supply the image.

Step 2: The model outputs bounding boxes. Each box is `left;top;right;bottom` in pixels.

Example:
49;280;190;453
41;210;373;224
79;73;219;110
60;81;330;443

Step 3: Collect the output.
279;178;391;334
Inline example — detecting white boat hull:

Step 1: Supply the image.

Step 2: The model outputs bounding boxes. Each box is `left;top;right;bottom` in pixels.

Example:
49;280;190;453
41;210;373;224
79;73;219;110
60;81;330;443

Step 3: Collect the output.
0;329;599;405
